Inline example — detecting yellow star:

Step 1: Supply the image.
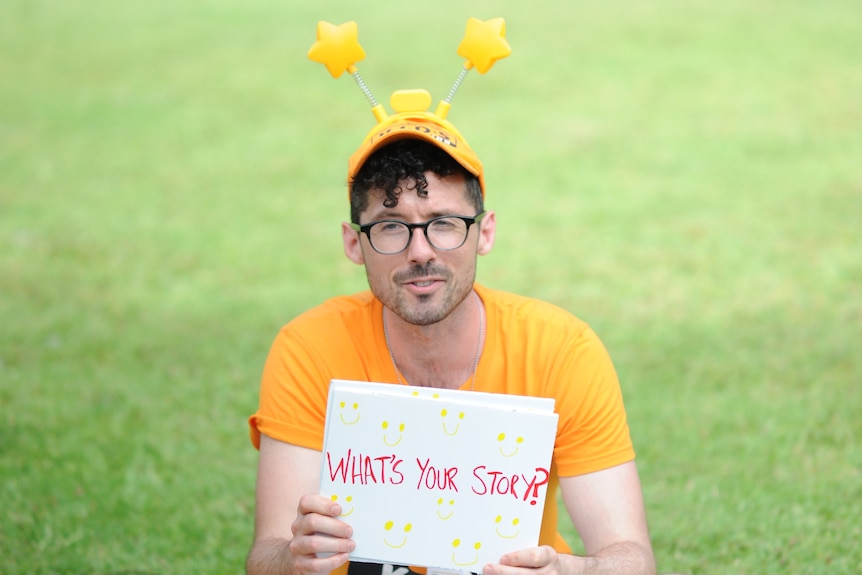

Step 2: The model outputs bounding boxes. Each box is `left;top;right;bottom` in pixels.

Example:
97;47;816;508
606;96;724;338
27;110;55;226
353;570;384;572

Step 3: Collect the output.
308;21;366;78
456;17;512;74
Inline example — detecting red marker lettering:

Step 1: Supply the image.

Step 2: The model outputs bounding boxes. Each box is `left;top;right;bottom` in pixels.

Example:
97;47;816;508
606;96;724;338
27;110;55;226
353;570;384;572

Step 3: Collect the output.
416;457;459;491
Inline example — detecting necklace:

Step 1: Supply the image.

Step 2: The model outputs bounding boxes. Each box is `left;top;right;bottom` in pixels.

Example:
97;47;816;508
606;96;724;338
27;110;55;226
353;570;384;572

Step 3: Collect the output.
382;291;485;391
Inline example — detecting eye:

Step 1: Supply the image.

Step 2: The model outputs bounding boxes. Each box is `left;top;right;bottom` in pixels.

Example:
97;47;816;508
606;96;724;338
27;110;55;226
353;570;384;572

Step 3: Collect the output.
429;218;458;232
376;221;406;234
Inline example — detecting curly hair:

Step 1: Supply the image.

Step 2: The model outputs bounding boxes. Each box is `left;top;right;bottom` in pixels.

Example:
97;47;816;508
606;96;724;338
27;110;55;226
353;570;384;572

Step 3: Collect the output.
349;139;483;223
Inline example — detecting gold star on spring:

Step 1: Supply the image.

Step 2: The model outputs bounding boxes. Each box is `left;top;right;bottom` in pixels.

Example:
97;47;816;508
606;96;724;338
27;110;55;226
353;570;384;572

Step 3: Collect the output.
456;17;512;74
308;21;366;78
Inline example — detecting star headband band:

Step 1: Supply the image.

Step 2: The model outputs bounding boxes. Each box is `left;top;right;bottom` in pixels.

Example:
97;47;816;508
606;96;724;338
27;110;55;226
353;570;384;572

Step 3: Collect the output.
308;18;512;197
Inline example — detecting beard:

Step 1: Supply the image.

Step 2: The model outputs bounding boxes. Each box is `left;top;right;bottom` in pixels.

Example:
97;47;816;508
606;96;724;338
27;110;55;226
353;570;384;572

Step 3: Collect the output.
372;262;476;326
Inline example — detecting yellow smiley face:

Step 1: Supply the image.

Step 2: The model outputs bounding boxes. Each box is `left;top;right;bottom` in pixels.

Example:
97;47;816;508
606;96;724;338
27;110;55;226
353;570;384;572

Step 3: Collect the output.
494;514;520;538
451;538;481;566
381;420;405;446
497;432;524;457
436;497;456;520
338;401;360;425
441;408;465;436
330;494;355;517
383;520;412;548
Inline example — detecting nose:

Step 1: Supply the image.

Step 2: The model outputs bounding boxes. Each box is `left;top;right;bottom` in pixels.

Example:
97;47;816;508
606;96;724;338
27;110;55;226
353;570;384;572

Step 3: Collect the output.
405;225;436;263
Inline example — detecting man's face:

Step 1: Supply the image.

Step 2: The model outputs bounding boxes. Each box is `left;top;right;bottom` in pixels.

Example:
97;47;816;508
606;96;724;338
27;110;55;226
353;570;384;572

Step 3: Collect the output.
342;171;495;326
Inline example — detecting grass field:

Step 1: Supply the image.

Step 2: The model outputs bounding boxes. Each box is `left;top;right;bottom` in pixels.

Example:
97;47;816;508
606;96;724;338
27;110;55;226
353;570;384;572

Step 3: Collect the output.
2;1;860;573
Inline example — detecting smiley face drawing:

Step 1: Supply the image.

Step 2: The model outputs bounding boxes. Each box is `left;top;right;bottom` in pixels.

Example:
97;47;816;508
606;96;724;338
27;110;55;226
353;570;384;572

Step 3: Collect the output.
381;420;405;446
451;538;481;566
383;520;412;548
441;408;465;436
435;497;456;520
494;514;520;539
330;494;355;517
497;432;524;457
338;401;360;425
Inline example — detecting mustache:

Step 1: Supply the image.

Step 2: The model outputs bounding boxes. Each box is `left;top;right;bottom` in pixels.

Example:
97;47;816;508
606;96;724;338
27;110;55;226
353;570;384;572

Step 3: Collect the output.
394;263;450;283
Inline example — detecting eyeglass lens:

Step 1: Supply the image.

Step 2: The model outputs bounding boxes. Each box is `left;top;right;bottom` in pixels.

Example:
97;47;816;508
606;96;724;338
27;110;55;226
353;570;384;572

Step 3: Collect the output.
369;217;469;253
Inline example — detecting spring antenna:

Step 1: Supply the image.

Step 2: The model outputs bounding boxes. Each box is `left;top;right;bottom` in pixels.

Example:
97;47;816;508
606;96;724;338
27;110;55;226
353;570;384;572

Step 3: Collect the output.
352;69;379;108
443;67;469;105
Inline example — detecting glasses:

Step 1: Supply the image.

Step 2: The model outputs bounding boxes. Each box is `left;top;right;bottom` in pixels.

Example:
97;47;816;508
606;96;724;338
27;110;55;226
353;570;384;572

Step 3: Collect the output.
351;212;487;255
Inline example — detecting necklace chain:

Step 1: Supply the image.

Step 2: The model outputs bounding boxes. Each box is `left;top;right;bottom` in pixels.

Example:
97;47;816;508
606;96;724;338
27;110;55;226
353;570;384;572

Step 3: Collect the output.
382;291;485;391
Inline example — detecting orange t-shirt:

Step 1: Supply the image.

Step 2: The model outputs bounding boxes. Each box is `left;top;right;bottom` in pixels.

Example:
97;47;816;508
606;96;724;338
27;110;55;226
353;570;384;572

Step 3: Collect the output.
249;284;634;569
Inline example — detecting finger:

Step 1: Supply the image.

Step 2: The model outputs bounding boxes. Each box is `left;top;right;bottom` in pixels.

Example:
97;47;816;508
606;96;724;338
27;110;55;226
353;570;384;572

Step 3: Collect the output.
293;511;354;540
298;493;343;517
499;546;554;569
292;550;353;575
291;530;356;557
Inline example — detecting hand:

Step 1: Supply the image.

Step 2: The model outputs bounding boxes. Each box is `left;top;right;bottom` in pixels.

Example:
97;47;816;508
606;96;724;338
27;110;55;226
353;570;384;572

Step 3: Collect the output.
483;541;655;575
286;494;356;575
483;545;570;575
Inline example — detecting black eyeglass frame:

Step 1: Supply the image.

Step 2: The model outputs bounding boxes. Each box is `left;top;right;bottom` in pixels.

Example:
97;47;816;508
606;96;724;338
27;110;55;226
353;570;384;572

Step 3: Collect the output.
350;211;488;255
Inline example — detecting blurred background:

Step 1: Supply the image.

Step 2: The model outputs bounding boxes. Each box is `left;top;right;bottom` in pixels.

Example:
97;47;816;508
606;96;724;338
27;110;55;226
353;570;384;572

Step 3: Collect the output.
2;1;860;573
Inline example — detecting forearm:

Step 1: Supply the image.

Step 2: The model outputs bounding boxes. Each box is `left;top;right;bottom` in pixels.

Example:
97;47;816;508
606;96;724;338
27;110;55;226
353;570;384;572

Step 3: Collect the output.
246;529;352;575
560;541;655;575
246;537;293;575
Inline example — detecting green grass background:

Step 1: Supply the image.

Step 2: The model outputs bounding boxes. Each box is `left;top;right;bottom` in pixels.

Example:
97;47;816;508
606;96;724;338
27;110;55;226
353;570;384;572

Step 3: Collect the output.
2;1;860;573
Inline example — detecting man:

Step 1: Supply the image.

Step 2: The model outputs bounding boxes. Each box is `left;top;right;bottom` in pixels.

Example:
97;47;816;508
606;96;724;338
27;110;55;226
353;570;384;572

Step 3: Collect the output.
246;114;655;575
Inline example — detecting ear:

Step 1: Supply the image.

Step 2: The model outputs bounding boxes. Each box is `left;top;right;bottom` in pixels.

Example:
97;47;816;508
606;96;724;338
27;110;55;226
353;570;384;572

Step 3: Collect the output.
476;210;496;256
342;222;365;265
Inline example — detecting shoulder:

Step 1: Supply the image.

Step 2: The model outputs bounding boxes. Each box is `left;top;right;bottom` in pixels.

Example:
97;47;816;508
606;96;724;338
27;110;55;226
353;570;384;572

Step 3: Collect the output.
476;284;591;335
271;292;379;352
284;291;377;330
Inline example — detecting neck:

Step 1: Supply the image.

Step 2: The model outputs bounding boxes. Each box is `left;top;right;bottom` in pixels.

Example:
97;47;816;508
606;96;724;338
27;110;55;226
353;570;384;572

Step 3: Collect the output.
383;290;484;389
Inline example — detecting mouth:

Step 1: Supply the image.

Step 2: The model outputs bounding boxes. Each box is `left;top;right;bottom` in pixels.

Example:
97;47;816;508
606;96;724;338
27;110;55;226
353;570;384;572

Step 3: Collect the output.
403;277;443;293
396;265;449;292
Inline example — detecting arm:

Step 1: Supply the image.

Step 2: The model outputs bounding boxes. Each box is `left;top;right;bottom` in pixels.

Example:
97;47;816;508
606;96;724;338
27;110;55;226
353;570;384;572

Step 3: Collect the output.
246;434;356;575
484;461;655;575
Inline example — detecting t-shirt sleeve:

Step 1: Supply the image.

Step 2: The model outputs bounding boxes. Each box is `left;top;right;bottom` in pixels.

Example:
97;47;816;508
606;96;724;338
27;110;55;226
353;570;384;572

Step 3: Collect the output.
248;325;331;451
550;325;635;477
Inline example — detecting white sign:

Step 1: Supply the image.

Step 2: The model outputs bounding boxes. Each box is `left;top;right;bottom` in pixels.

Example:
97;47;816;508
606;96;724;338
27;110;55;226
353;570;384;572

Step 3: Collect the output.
319;380;559;572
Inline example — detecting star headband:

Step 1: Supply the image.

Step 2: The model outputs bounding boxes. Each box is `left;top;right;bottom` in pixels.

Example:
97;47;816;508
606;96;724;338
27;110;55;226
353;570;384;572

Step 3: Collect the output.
308;17;512;197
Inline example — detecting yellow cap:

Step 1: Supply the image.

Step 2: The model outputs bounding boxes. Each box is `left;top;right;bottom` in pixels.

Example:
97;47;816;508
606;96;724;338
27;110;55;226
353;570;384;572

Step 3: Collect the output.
348;110;484;196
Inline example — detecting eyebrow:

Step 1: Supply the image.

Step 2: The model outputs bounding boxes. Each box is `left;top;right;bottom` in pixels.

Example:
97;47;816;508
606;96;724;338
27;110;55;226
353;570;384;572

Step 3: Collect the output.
366;210;454;222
